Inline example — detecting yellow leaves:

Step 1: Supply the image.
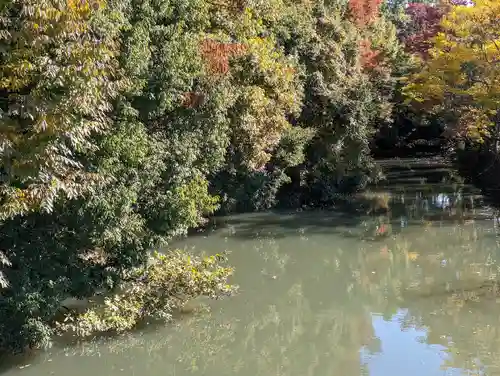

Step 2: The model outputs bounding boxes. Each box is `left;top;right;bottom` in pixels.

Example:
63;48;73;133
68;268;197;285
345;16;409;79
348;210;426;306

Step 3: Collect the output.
246;37;288;77
404;0;500;141
24;0;106;40
446;0;500;34
243;6;253;18
243;36;301;111
15;189;27;201
67;0;91;12
235;86;290;169
407;252;419;261
456;108;493;140
0;60;36;91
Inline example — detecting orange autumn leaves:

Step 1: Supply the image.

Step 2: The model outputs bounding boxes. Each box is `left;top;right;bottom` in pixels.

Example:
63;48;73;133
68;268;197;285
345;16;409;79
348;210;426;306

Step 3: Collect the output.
348;0;383;27
199;39;247;76
359;39;381;70
348;0;384;71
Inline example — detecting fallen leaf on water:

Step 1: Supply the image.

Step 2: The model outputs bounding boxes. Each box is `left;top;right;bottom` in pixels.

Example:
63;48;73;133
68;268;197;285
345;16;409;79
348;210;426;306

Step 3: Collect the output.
408;252;419;261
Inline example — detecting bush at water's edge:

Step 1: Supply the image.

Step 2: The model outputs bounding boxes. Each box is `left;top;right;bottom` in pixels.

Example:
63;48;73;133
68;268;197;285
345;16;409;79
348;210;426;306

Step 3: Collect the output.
54;251;236;338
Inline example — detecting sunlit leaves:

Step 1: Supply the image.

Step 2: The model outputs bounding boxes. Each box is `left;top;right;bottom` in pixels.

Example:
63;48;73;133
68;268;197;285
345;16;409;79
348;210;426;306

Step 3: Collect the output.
0;250;10;289
404;0;500;143
57;250;236;337
348;0;384;27
0;0;123;219
229;36;303;170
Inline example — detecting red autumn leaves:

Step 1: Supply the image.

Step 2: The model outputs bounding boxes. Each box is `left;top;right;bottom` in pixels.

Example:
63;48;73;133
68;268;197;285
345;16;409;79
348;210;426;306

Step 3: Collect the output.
348;0;383;27
400;3;446;58
350;0;447;69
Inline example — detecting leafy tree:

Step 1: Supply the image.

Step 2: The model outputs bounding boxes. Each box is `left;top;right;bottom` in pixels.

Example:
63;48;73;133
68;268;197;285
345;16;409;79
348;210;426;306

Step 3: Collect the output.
0;0;124;220
0;0;234;352
374;2;439;151
404;0;500;147
196;2;311;212
297;1;398;202
211;0;402;208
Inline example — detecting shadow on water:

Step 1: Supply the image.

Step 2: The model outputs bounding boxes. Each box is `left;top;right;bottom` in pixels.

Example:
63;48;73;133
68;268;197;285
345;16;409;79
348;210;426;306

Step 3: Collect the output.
190;157;497;244
206;210;371;240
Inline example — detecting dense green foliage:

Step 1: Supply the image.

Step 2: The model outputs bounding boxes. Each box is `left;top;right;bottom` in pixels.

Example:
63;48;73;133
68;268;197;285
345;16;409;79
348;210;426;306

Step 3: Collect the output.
5;0;487;353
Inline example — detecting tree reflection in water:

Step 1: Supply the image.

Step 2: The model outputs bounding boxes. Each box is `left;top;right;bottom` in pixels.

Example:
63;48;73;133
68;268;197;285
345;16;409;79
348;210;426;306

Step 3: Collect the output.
4;160;500;376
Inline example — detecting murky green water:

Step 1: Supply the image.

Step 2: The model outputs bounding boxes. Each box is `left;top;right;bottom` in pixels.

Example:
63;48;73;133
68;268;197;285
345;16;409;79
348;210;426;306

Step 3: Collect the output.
4;157;500;376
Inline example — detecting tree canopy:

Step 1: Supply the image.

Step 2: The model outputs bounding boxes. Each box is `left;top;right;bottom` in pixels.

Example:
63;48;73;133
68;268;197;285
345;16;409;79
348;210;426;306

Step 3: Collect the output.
404;0;500;144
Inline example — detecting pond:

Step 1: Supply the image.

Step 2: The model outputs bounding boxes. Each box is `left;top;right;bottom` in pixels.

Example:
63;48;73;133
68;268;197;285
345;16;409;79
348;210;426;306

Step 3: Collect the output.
3;157;500;376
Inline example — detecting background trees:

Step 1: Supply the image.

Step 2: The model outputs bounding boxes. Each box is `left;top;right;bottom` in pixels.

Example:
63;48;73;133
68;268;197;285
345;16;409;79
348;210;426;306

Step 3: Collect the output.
404;0;500;147
210;0;402;209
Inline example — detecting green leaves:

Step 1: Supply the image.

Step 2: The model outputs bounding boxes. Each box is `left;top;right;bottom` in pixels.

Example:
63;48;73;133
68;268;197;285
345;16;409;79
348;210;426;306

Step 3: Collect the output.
0;0;124;219
57;250;236;337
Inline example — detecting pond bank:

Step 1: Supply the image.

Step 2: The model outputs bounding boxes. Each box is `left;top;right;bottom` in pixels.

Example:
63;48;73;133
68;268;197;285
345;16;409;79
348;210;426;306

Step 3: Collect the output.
373;145;500;208
455;149;500;204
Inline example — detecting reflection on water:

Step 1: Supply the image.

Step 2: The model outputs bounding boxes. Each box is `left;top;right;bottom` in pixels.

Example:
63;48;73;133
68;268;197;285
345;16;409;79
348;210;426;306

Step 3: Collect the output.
3;157;500;376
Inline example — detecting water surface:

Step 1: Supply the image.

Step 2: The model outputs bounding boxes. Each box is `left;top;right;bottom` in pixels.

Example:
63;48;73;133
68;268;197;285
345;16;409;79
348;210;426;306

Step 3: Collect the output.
4;157;500;376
